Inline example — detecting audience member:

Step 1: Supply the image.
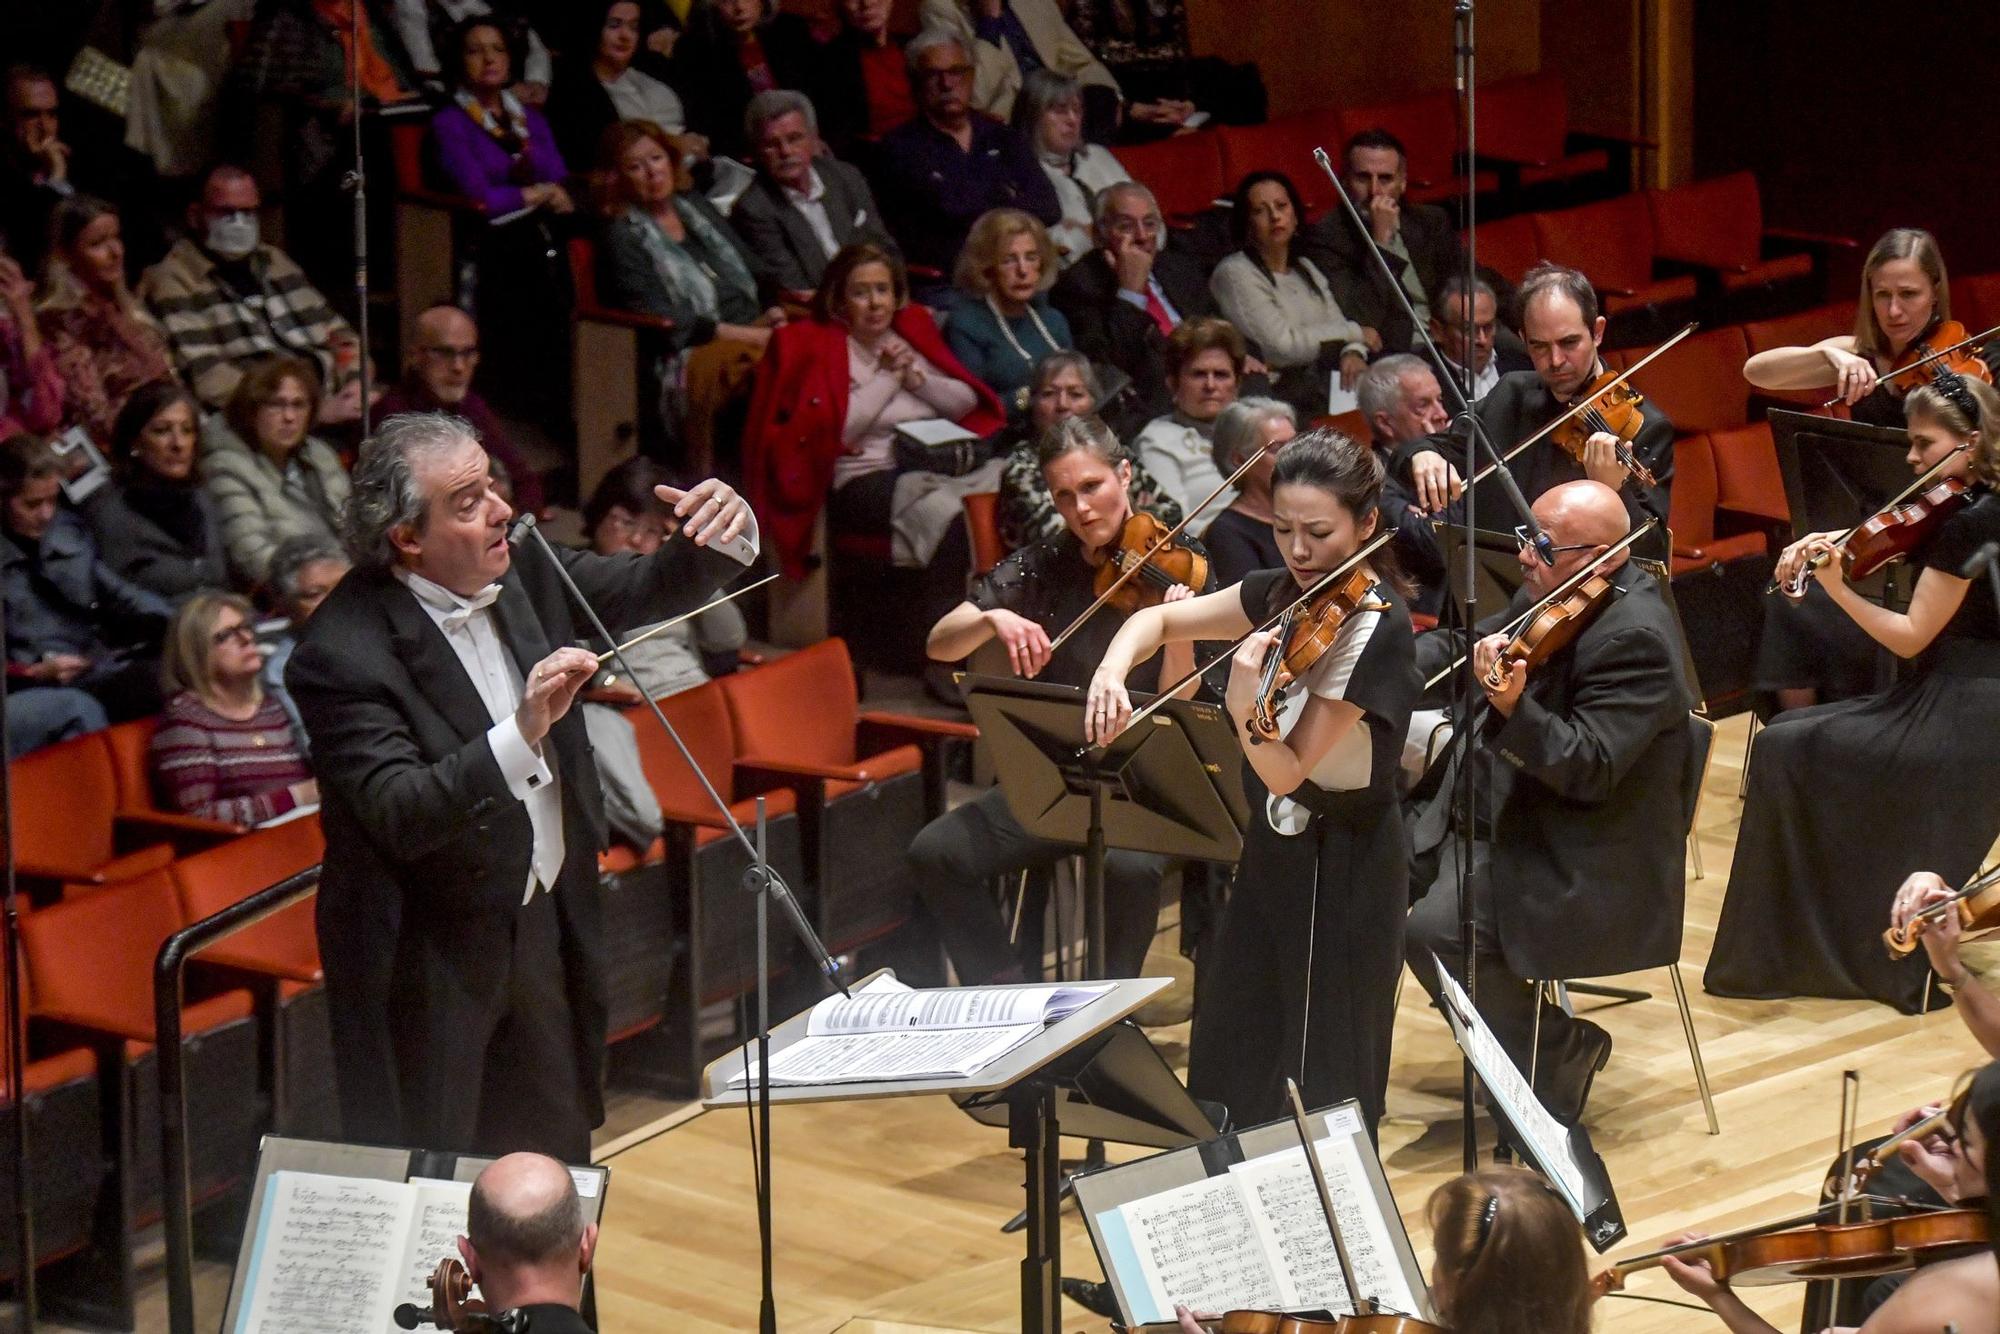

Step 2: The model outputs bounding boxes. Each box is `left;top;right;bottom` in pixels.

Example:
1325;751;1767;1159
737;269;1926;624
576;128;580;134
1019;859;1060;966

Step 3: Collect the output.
1051;181;1219;424
920;0;1162;135
1133;317;1244;534
946;209;1072;400
457;1154;598;1331
139;164;365;419
1355;353;1453;615
35;195;177;449
202;354;352;586
1305;129;1467;355
1014;70;1130;266
599;119;783;472
730;91;895;299
0;245;62;441
150;591;317;825
669;0;818;161
85;381;227;603
871;30;1061;281
125;0;251;179
1065;0;1264;128
374;304;544;514
744;242;1004;582
1421;272;1529;403
1201;396;1294;586
813;0;916;159
0;66;75;278
260;533;350;746
996;350;1182;551
396;0;554;97
431;17;572;219
546;0;703;175
1;435;172;744
1211;170;1375;417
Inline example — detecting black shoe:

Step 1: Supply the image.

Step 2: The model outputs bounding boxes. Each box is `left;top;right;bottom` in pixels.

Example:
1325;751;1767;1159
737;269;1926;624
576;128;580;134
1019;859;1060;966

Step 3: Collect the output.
1062;1276;1119;1318
1544;1020;1612;1127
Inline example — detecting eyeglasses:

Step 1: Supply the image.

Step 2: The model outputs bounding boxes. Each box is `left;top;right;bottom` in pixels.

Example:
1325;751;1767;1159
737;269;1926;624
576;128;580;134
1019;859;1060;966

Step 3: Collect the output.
1513;526;1600;557
211;623;256;647
919;64;973;82
422;344;479;362
1104;216;1162;238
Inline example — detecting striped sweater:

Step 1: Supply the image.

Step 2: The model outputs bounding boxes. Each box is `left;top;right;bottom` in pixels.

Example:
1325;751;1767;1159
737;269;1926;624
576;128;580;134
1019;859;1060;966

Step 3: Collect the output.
150;692;312;826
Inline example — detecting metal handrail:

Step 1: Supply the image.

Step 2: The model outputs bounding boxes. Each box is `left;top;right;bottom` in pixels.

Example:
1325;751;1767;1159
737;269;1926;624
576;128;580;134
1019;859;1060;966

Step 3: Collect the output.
152;865;320;1334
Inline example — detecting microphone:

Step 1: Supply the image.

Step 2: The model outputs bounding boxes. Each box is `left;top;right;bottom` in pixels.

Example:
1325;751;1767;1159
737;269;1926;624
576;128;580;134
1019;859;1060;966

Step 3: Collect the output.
1959;541;1999;581
507;511;538;545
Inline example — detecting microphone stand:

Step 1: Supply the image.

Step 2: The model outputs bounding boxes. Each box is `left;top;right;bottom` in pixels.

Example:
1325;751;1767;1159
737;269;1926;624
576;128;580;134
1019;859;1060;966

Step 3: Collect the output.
508;515;848;1334
0;600;33;1330
344;0;372;437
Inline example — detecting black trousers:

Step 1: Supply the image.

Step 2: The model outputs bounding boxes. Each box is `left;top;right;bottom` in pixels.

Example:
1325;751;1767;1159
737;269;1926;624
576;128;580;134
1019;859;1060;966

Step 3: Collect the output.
906;786;1167;984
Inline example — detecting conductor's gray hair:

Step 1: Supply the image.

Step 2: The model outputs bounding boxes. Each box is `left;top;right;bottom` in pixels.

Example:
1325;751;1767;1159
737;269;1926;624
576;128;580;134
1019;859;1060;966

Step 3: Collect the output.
1210;396;1294;474
342;412;479;569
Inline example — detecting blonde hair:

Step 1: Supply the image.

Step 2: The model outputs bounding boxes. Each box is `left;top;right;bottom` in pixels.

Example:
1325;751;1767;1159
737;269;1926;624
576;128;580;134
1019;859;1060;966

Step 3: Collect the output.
162;591;258;705
953;208;1059;298
1426;1168;1592;1334
1854;228;1950;363
1903;375;2000;488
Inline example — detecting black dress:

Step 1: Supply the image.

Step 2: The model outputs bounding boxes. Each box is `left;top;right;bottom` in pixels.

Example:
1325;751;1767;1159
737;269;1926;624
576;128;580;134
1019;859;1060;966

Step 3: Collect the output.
1186;567;1418;1137
1202;506;1280;587
1707;485;2000;1012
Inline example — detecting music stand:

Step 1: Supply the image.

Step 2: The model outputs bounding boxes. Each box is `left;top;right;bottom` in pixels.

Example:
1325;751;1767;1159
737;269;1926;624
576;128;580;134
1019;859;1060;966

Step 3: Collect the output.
702;971;1210;1334
958;674;1249;981
1435;521;1524;626
1769;409;1921;609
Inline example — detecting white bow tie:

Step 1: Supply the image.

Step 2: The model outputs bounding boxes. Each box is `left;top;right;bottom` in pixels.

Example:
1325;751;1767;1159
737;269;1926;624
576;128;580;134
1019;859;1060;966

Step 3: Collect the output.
439;584;502;633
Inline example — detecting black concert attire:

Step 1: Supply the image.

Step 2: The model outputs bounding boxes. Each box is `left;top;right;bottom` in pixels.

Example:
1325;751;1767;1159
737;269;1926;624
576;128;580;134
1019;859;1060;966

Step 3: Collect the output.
1405;561;1698;1123
1201;507;1279;588
905;531;1212;983
1373;455;1452;620
1303;201;1467;356
289;529;755;1159
1398;368;1675;564
1185;565;1416;1138
515;1303;594;1333
1707;485;2000;1013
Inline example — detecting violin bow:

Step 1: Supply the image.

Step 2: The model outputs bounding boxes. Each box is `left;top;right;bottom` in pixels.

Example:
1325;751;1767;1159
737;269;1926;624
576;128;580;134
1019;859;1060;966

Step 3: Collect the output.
1819;321;2000;409
595;573;776;665
1844;1105;1953;1194
1083;528;1397;752
1765;442;1972;597
1284;1079;1373;1318
1044;444;1272;657
1421;519;1660;690
1907;861;2000;927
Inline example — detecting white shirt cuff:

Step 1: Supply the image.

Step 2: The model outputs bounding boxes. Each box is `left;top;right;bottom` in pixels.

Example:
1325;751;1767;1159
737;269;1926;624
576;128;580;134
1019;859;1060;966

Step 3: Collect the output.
489;715;554;801
716;511;761;566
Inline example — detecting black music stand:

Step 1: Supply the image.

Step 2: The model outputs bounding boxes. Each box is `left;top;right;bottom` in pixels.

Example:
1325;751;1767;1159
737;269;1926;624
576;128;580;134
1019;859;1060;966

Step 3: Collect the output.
1770;409;1922;609
1436;521;1525;625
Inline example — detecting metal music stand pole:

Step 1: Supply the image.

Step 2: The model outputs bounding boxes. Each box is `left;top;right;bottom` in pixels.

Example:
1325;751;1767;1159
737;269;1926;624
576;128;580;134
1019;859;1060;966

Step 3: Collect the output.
1453;0;1482;1176
345;0;372;437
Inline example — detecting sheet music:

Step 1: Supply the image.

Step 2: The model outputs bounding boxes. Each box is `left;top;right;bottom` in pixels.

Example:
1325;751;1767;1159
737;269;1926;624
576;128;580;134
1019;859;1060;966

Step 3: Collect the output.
1118;1173;1281;1322
806;977;1114;1036
726;1023;1040;1087
234;1171;414;1334
390;1180;475;1327
1226;1134;1421;1317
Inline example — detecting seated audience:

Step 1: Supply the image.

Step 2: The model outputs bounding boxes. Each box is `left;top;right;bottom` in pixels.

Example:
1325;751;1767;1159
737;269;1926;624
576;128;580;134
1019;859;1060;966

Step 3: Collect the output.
457;1153;598;1328
36;195;176;448
921;0;1179;136
202;354;351;587
599;119;784;472
260;533;349;746
150;591;316;825
947;209;1073;401
1304;129;1466;355
730;91;895;299
871;30;1061;281
1421;272;1530;403
813;0;916;158
395;0;554;97
1064;0;1264;129
1014;69;1131;266
431;17;572;218
0;244;61;440
1200;396;1294;586
669;0;818;161
1051;181;1219;423
1;435;172;747
1;66;76;278
996;350;1182;551
374;303;544;514
744;242;1004;582
139;164;364;419
1211;170;1375;417
1355;352;1455;616
1133;317;1245;534
85;381;227;603
547;0;703;175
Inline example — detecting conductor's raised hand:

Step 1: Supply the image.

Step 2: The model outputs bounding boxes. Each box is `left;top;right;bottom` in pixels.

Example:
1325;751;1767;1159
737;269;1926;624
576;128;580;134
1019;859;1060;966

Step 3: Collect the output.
1084;666;1133;744
985;607;1052;678
655;478;750;548
515;647;599;745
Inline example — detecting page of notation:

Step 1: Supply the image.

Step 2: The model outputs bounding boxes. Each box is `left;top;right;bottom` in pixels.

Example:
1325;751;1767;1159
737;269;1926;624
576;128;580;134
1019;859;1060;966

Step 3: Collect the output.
1228;1136;1422;1318
1118;1173;1282;1324
235;1172;413;1334
805;979;1114;1037
725;1022;1040;1087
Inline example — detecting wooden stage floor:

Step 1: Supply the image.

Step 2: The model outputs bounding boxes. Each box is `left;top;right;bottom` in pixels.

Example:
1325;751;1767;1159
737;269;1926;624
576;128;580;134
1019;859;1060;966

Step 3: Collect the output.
587;712;1997;1333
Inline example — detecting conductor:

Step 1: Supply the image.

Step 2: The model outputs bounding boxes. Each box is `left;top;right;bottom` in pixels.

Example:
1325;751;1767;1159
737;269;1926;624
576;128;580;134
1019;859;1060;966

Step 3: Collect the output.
289;412;757;1160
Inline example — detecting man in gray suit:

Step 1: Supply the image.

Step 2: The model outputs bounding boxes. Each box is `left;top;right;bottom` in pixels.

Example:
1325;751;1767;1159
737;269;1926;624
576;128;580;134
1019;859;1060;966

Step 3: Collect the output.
729;90;896;298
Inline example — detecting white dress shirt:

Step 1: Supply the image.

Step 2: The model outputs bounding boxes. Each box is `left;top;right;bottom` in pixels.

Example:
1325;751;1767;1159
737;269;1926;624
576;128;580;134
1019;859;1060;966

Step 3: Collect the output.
784;169;841;262
397;569;564;903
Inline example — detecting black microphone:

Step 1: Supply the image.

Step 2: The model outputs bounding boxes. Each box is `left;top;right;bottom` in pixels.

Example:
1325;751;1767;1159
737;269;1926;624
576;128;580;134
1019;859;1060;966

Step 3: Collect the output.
1958;541;1999;580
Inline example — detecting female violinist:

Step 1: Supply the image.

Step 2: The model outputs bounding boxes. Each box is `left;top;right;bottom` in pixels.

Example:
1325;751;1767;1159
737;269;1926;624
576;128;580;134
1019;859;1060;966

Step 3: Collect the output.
1707;374;2000;1013
1891;871;2000;1059
1661;1062;2000;1334
1086;430;1417;1134
906;413;1210;986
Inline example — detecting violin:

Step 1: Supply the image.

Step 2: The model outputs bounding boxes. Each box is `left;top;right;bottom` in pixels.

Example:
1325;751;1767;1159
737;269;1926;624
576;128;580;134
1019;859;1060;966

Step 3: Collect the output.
1209;1311;1436;1333
1591;1206;1992;1295
1248;567;1388;742
1884;318;1996;394
1095;511;1212;616
397;1258;492;1330
1481;568;1618;691
1546;369;1659;488
1883;862;2000;959
1772;447;1973;599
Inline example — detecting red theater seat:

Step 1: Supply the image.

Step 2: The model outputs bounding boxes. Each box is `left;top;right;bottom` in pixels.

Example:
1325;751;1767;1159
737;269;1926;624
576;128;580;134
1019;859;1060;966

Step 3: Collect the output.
1619;326;1753;432
1708;420;1792;524
1667;433;1768;575
1112;132;1228;223
1531;194;1696;314
1476;74;1613;190
1645;172;1817;292
1469;213;1540;286
1217;111;1345;214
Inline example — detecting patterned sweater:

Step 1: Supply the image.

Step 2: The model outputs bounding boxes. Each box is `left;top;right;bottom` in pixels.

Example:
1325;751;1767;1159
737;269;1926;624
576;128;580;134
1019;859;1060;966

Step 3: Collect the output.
150;692;311;826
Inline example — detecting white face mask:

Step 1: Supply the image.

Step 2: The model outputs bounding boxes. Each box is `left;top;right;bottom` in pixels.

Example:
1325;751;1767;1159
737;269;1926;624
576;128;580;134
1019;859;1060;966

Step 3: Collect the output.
205;210;259;260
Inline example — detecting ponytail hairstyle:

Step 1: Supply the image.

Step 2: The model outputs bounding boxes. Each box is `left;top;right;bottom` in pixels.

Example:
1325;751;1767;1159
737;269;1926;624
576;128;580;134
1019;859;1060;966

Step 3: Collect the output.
1426;1168;1593;1334
1902;373;2000;488
1854;228;1950;363
1269;427;1411;598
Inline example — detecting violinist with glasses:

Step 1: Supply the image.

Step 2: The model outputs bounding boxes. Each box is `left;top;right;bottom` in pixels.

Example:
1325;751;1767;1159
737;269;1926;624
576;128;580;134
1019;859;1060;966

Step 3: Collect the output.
1086;430;1418;1137
1403;480;1696;1130
1707;372;2000;1014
